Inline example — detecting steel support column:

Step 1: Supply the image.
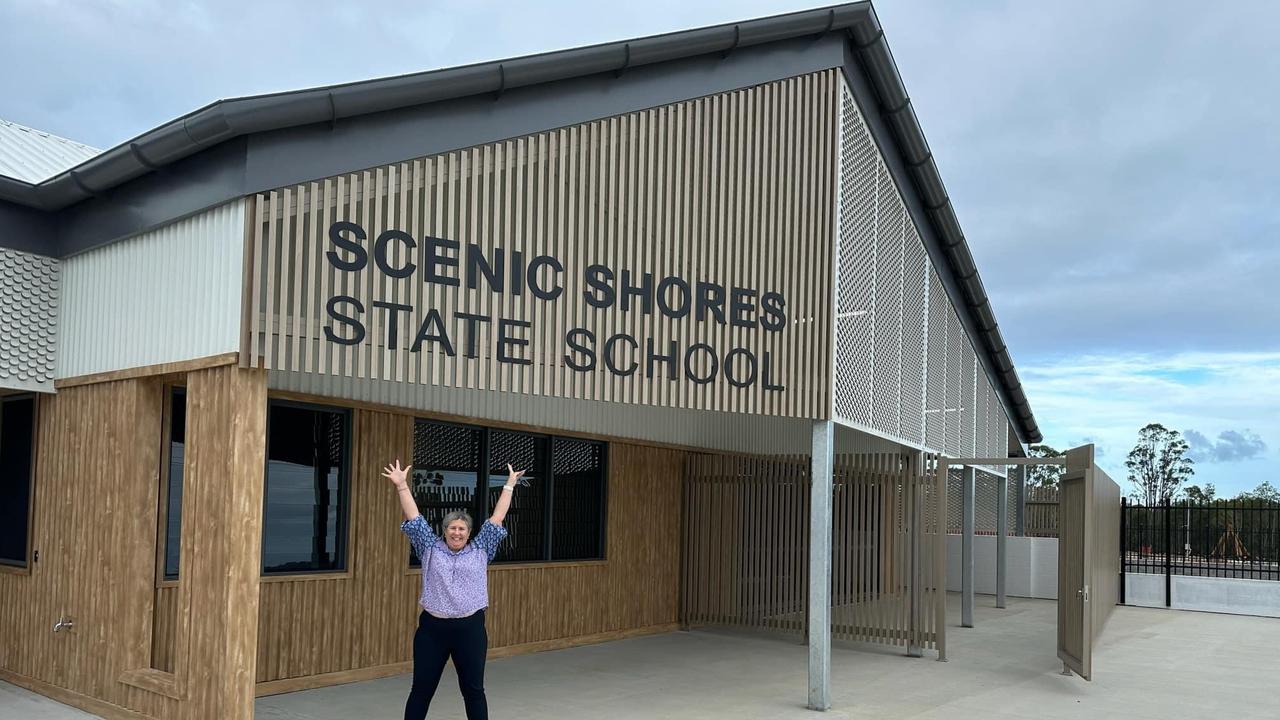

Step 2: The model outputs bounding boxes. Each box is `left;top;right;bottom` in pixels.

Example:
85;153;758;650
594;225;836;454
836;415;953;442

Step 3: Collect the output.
962;466;976;628
997;468;1009;609
807;420;834;711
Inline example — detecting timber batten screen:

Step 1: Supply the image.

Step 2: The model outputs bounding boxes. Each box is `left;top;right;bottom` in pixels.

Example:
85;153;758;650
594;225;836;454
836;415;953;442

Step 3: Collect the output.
681;451;945;652
244;71;838;420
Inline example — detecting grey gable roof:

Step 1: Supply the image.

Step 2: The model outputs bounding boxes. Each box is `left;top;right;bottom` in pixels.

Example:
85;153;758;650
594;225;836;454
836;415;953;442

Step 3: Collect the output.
0;1;1041;443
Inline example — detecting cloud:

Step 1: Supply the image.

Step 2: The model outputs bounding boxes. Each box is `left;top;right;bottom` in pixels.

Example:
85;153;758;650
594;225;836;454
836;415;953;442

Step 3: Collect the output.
1185;429;1268;463
875;0;1280;359
1020;350;1280;496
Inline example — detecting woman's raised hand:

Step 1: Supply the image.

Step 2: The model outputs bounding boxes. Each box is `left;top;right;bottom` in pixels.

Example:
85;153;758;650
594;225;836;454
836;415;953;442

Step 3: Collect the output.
381;459;413;490
506;463;527;487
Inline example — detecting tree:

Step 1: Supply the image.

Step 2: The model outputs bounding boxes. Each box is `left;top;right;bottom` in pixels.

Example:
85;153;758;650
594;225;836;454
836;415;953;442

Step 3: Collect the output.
1184;483;1216;503
1125;423;1194;506
1235;481;1280;504
1026;444;1064;488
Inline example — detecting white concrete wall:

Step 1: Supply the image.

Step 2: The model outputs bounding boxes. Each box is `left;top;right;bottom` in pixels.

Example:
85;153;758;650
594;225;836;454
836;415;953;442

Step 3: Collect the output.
943;535;1280;618
946;534;1058;600
1124;573;1280;618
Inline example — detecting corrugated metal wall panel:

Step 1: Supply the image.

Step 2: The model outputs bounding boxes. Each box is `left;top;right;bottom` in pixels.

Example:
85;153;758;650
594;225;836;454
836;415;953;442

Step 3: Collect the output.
57;201;245;378
0;247;58;392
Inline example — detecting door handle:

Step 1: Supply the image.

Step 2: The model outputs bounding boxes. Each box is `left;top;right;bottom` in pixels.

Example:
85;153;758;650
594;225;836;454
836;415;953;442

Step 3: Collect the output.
1076;586;1090;602
52;616;74;633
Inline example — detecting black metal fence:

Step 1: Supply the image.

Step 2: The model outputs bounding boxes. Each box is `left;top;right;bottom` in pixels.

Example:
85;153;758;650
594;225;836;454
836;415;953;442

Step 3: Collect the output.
1122;499;1280;601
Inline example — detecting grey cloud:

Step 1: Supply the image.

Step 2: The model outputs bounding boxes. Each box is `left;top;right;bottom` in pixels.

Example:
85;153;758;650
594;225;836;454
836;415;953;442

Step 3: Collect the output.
876;0;1280;360
1185;428;1267;463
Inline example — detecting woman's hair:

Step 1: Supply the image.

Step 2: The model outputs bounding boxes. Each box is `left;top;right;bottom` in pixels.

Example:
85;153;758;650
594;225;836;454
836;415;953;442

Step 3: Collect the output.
441;510;473;534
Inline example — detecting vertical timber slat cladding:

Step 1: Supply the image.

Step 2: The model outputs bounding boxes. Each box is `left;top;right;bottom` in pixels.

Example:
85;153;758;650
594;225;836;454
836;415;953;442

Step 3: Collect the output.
0;365;267;720
681;452;943;650
0;380;161;713
253;418;685;686
245;72;836;421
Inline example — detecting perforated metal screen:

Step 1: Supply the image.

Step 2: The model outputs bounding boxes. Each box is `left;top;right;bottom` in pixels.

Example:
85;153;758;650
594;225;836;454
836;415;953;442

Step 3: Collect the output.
946;469;1019;534
835;81;1008;472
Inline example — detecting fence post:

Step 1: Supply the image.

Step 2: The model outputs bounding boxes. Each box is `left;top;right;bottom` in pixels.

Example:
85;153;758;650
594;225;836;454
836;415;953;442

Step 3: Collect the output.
1119;497;1126;605
1164;498;1172;608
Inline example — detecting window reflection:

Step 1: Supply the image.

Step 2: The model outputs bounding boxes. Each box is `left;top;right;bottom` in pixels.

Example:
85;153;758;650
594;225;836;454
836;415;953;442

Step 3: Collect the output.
262;403;349;574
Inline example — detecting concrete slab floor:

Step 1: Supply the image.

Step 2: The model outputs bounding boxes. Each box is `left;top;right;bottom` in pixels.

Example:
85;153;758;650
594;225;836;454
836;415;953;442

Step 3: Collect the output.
7;594;1279;719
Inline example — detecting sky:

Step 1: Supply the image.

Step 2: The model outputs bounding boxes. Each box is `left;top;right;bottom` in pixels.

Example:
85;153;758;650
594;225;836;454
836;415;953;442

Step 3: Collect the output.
2;0;1276;497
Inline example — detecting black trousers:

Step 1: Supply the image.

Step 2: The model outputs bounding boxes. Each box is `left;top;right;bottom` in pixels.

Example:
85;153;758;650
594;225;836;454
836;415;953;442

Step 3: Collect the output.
405;609;488;720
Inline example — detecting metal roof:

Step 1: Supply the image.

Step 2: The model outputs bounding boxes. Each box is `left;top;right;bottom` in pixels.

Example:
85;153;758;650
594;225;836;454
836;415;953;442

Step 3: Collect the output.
0;1;1041;444
0;118;100;184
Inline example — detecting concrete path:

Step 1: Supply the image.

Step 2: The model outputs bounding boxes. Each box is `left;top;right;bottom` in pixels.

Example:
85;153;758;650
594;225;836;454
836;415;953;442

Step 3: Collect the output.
7;594;1279;719
0;680;97;719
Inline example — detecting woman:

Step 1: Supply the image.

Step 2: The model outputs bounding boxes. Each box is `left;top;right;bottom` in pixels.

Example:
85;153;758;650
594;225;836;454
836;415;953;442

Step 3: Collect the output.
382;458;525;720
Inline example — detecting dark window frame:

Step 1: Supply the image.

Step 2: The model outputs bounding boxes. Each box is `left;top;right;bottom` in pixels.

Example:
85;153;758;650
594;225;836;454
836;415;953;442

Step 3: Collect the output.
409;417;608;566
0;393;38;570
261;399;353;577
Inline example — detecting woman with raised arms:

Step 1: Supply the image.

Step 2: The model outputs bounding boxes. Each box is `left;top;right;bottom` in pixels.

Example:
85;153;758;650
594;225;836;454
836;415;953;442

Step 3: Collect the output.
382;458;526;720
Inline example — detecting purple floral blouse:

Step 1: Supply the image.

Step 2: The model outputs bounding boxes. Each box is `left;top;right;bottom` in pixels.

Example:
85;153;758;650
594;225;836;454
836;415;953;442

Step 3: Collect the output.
401;515;507;618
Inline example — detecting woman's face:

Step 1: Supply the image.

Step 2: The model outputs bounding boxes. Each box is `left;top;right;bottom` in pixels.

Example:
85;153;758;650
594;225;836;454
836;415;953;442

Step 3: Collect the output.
445;520;470;551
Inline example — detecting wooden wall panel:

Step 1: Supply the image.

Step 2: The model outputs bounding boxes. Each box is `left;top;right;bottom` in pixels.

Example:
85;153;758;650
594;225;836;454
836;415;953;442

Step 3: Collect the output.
0;379;163;714
150;586;179;673
245;71;837;421
0;364;268;720
254;409;416;682
255;415;685;686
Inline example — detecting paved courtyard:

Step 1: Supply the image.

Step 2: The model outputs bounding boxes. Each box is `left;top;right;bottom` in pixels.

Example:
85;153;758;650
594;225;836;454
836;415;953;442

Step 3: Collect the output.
7;594;1279;719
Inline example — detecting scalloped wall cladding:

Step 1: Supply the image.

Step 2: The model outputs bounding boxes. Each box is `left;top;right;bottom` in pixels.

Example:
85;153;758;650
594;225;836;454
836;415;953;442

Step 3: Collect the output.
0;247;59;392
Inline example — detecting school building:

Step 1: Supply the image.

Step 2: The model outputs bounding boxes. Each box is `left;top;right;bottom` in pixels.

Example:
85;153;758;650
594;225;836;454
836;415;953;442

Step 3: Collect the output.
0;4;1121;719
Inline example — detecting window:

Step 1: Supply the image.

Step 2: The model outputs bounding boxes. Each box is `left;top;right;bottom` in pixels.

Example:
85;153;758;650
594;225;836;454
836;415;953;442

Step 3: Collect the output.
410;418;607;564
262;402;351;575
487;430;551;562
0;394;37;567
408;421;481;567
551;438;606;560
160;388;186;580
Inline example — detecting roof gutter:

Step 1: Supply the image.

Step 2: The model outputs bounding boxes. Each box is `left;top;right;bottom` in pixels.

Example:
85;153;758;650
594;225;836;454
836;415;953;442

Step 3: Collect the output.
0;4;872;211
0;1;1040;444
